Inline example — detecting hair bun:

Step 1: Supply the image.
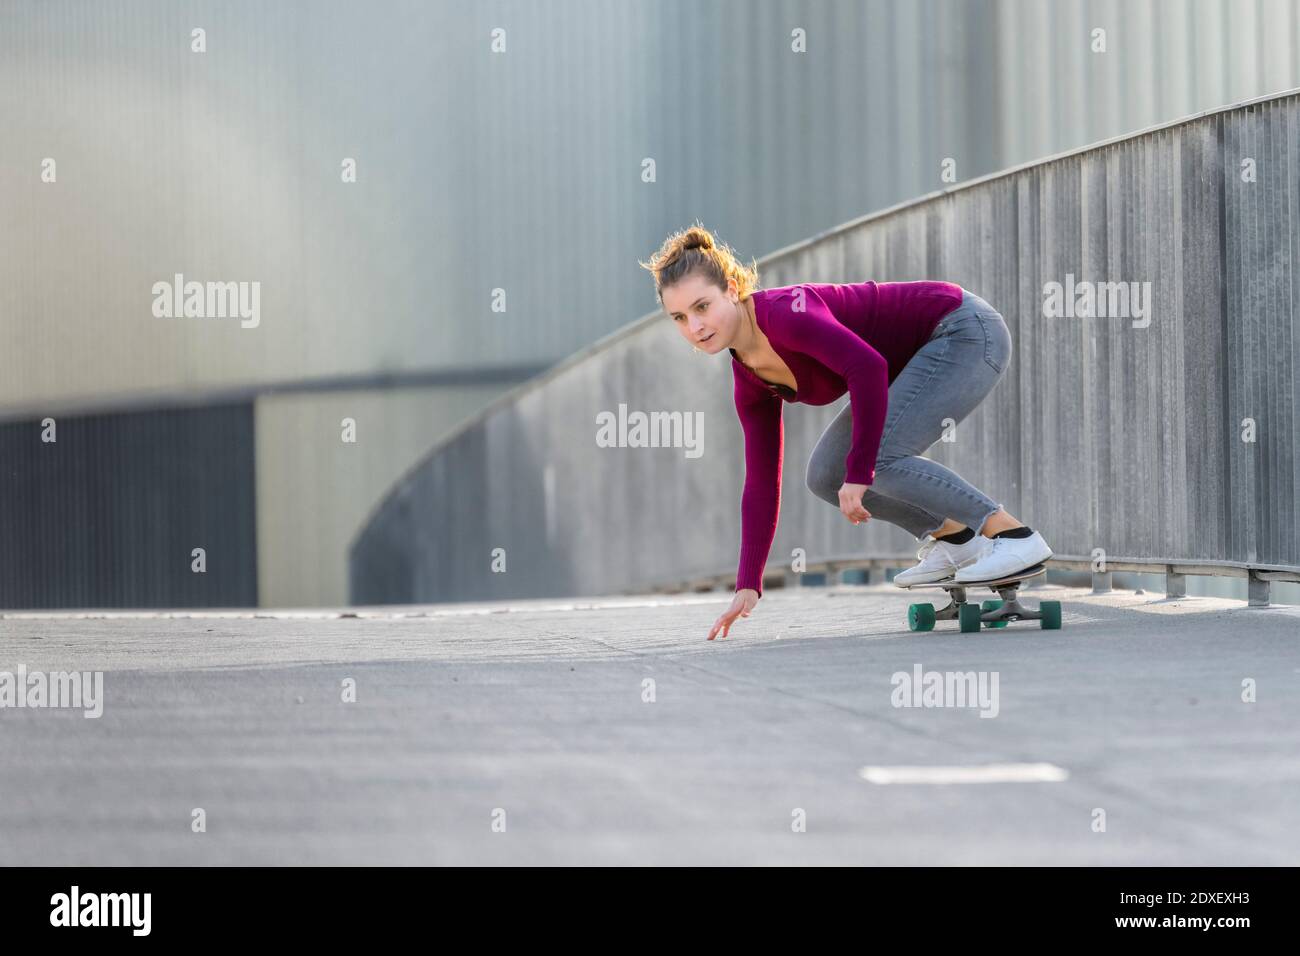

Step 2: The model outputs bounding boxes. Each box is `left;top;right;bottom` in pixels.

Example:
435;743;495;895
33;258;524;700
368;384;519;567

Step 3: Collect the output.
682;227;714;252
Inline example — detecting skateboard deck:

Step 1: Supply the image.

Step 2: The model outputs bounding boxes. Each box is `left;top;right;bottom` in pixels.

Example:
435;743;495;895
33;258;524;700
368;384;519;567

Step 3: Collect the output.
900;563;1061;633
904;563;1047;591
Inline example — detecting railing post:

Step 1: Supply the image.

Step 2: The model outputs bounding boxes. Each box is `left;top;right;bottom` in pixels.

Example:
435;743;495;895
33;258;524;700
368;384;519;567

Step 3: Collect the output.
1247;571;1270;607
1091;571;1112;594
1165;568;1187;598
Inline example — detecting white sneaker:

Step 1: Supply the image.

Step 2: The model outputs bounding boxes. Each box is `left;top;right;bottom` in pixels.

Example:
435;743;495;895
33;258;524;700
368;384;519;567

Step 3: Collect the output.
953;530;1053;583
893;534;993;587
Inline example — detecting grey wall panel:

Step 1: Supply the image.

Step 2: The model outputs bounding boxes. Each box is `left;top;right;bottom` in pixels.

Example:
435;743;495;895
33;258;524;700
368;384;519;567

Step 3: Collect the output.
5;0;1296;414
0;404;257;608
352;90;1300;603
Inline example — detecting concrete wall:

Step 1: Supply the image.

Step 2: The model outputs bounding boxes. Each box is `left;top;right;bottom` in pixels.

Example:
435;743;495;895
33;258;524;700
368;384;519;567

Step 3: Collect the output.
254;382;513;607
351;89;1300;603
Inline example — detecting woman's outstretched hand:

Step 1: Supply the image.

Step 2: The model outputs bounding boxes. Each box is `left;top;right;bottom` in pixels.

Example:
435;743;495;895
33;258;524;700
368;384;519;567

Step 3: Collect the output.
708;588;759;640
839;482;872;524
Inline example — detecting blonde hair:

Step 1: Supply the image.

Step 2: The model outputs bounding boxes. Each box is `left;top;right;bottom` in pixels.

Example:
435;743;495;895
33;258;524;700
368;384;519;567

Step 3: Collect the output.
639;222;760;304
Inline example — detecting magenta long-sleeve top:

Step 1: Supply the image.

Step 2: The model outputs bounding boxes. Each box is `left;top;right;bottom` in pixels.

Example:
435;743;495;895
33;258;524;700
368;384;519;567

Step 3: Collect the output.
731;280;964;595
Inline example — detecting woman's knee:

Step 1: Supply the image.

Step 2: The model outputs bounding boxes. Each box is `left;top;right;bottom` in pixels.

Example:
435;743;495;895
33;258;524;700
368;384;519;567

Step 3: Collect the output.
868;457;912;496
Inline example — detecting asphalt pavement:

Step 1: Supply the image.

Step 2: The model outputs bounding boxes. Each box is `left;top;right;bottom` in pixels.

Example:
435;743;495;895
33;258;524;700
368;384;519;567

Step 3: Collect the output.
1;582;1296;865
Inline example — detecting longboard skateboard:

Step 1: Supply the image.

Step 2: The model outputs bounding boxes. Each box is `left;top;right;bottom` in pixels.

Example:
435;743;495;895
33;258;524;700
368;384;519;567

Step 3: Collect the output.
900;563;1062;632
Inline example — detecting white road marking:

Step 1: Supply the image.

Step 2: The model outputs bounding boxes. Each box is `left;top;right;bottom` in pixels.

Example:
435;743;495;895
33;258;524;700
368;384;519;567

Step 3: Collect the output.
858;763;1069;785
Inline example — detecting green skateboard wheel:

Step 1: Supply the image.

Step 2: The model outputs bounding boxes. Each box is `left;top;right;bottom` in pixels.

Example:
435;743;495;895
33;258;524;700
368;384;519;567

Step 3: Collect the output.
1039;600;1062;630
981;599;1008;628
908;603;936;632
959;603;982;633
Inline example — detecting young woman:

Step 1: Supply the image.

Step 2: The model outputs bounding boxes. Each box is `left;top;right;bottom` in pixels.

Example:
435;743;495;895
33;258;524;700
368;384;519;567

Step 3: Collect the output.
640;225;1053;640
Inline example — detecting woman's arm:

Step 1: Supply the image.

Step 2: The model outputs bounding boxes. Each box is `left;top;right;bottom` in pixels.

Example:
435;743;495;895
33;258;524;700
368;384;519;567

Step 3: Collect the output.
733;372;783;598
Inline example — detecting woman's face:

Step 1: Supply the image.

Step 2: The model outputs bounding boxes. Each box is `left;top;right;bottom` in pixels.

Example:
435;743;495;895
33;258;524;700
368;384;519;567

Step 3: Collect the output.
662;274;742;355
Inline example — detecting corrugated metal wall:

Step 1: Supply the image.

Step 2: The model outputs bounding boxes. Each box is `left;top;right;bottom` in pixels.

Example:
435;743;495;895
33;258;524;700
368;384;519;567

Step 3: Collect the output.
0;405;257;608
6;0;1296;401
350;90;1300;603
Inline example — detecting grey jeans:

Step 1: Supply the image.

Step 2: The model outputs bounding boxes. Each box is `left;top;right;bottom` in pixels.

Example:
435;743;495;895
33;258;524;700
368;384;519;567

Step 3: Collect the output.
805;289;1012;539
